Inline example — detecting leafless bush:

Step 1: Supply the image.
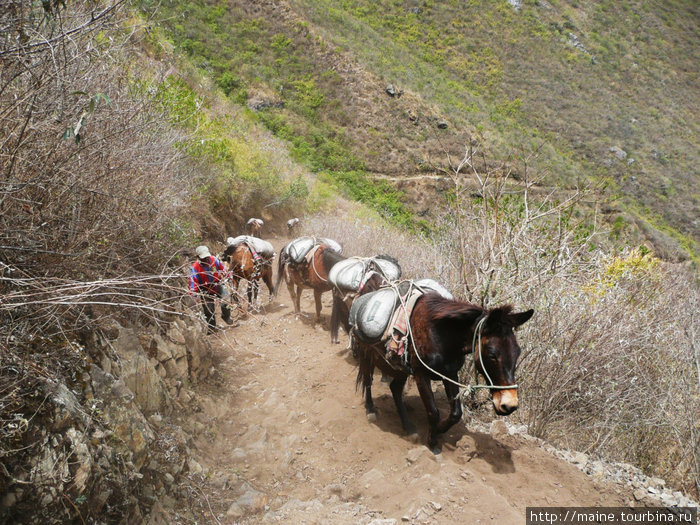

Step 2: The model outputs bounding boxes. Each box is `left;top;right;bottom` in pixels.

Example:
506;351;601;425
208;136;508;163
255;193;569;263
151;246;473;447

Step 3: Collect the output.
427;141;599;304
0;2;204;516
519;257;699;495
429;141;699;495
302;209;440;280
0;4;212;522
0;0;199;335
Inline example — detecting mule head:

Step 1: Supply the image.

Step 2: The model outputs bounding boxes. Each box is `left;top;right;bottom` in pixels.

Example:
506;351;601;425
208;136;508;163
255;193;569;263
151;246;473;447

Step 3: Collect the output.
474;306;534;416
358;270;386;295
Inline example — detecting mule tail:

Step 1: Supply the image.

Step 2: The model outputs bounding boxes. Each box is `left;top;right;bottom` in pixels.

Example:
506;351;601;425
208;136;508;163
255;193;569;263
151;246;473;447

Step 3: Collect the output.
273;247;287;297
354;339;373;399
330;291;351;343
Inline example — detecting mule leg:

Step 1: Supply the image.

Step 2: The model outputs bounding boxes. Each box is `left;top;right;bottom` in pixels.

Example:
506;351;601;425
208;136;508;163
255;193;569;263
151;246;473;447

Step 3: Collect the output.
414;373;442;452
360;355;377;421
231;278;241;308
262;270;274;302
435;379;463;437
246;281;254;309
295;285;303;315
330;293;341;343
286;279;298;314
389;374;418;440
313;288;322;324
247;280;259;309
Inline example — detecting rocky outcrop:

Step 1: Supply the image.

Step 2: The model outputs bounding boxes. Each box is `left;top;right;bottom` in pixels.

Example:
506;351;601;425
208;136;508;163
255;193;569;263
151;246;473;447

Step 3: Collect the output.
0;313;213;524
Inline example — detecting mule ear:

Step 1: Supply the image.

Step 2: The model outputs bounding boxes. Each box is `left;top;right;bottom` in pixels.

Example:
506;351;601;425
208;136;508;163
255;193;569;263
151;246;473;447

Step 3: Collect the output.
510;309;534;327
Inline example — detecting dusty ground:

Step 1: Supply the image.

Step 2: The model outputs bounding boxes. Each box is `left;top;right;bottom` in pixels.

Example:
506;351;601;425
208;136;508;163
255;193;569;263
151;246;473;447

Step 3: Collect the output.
176;237;634;524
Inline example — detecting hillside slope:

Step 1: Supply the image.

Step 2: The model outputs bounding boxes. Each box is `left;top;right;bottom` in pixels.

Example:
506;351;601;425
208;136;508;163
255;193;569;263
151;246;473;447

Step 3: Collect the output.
142;0;698;258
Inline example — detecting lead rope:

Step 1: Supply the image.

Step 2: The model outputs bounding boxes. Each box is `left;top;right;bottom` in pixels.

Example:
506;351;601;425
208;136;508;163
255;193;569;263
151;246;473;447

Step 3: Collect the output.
392;286;517;395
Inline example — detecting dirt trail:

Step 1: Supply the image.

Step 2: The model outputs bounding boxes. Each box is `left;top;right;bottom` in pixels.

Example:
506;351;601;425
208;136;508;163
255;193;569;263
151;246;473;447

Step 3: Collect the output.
186;237;632;524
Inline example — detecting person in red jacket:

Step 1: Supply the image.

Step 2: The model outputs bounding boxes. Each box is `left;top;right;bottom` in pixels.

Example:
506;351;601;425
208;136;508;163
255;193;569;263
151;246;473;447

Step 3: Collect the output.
189;245;234;333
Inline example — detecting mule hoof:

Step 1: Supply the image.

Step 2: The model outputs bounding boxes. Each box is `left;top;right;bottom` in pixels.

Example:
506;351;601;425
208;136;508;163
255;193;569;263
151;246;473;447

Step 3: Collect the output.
366;412;377;422
430;446;442;455
408;432;420;443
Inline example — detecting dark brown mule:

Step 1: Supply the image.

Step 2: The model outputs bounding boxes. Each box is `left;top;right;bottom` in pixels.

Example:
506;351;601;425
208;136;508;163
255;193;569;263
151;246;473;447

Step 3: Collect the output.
275;243;345;323
354;293;533;452
224;243;274;309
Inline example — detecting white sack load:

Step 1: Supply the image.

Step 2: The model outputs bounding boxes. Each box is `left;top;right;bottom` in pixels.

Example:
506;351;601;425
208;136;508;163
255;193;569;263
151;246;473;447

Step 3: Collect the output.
329;256;401;292
286;236;316;263
286;236;342;264
413;278;453;300
349;287;398;343
371;257;402;282
226;236;275;258
329;258;367;291
318;237;342;254
349;279;452;344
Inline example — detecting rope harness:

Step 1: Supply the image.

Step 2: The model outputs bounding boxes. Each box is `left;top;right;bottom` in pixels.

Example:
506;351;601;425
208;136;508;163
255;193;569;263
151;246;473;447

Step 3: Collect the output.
309;245;329;283
245;242;274;280
385;282;518;395
299;238;335;284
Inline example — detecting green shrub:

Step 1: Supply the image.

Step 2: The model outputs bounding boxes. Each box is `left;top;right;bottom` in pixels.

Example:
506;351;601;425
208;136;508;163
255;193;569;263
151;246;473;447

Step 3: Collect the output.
217;71;242;95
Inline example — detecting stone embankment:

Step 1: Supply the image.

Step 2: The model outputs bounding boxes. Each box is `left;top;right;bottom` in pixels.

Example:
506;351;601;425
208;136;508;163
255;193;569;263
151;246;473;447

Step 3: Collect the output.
1;312;212;524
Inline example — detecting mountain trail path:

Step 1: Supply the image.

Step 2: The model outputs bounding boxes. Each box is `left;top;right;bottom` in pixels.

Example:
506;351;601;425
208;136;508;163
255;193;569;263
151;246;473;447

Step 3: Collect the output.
180;237;632;524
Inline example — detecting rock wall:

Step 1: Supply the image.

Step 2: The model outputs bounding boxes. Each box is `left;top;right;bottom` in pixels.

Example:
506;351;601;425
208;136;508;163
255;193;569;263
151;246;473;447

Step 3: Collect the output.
0;313;212;524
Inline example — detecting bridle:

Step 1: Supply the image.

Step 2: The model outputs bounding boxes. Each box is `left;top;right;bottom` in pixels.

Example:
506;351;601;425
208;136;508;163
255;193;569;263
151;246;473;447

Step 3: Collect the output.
470;315;518;392
395;290;517;394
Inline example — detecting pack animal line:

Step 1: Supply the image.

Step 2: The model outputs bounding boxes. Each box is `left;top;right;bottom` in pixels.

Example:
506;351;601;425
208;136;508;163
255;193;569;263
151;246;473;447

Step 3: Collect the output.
223;236;275;310
286;217;300;233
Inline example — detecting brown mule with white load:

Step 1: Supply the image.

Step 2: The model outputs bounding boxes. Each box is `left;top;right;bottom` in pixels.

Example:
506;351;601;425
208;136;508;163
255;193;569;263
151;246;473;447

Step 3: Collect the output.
351;283;533;452
275;236;344;324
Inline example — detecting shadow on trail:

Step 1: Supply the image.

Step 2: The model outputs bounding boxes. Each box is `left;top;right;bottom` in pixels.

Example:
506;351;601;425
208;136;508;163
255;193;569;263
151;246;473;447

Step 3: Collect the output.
456;429;516;474
293;311;332;332
346;380;516;475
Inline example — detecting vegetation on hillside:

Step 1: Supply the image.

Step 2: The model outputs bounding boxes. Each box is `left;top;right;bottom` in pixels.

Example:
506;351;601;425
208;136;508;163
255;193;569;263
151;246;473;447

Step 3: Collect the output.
139;0;699;259
294;0;699;259
140;0;423;230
